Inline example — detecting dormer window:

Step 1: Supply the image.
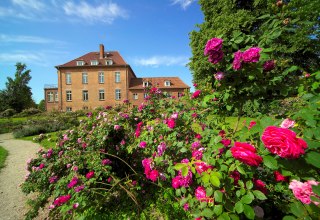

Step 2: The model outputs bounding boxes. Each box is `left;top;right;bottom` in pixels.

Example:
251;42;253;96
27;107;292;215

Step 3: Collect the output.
91;60;99;65
143;81;150;87
106;60;113;65
164;80;171;87
77;61;84;66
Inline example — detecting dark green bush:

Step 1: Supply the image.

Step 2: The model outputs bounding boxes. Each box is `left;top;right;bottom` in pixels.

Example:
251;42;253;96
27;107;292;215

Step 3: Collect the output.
15;108;42;117
0;109;16;118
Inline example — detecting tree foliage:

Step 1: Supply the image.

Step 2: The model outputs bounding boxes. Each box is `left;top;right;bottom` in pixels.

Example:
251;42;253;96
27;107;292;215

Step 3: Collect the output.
0;63;34;113
189;0;320;83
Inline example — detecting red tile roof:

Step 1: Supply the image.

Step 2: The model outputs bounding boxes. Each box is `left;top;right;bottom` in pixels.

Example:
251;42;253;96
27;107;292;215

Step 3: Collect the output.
129;77;190;90
56;51;127;68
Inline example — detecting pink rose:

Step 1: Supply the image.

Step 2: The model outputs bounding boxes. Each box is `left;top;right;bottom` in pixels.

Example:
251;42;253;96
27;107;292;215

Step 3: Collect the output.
230;171;240;185
172;176;181;189
230;142;263;166
204;38;223;55
86;171;95;179
114;125;121;130
167;119;176;129
53;195;71;206
192;150;203;160
242;47;262;63
261;126;307;158
149;170;159;182
208;50;224;64
195;186;213;203
139;141;147;148
248;121;257;129
67;177;78;188
232;51;243;70
274;171;287;182
280;118;295;128
263;60;275;72
214;72;224;81
194;161;213;174
289;180;320;205
102;159;112;165
254;179;267;194
192;90;201;99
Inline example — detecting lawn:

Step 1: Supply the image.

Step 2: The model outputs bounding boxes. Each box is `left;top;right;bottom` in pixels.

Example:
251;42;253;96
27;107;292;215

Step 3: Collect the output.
0;146;8;170
19;131;60;149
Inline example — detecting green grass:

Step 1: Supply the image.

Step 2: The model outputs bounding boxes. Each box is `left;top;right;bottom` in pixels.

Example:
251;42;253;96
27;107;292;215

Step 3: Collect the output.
0;146;8;170
19;131;60;149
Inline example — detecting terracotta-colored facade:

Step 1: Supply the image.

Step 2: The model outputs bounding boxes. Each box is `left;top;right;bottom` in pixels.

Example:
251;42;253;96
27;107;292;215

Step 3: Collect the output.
45;44;189;111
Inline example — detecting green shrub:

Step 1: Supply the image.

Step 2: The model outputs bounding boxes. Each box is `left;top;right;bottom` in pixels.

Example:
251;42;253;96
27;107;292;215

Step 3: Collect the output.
0;109;16;118
15;108;42;117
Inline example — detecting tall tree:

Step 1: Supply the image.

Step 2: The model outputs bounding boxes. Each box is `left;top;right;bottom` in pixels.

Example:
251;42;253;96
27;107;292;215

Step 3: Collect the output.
189;0;320;83
2;63;34;112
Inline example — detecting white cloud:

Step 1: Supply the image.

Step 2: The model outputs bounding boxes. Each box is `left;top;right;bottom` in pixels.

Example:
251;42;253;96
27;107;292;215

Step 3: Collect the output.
171;0;196;9
11;0;45;11
0;50;67;66
0;34;63;44
133;56;189;67
63;1;128;24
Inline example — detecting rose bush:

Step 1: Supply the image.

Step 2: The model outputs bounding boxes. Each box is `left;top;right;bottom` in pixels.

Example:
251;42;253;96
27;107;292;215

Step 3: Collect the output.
21;39;320;219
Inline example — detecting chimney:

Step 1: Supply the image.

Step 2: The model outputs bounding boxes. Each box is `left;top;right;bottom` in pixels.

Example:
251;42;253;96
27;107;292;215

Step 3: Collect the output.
99;44;104;59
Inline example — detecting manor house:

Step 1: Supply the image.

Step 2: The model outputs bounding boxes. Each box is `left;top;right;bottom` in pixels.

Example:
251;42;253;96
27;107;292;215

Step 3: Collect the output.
45;44;189;111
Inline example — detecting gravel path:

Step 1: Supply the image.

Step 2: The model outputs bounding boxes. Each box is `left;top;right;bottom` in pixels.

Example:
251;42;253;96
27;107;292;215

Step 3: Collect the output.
0;133;47;220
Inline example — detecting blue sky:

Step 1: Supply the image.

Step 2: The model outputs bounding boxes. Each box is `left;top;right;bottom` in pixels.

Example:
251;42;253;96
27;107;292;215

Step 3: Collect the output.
0;0;203;103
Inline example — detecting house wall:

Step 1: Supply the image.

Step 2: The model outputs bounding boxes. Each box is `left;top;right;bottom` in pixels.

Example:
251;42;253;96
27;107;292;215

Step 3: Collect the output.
44;88;59;111
58;66;129;111
128;88;187;107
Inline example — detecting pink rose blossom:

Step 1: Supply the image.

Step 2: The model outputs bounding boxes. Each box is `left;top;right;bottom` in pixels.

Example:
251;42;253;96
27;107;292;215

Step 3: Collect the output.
274;171;287;182
139;141;147;148
73;203;79;209
74;185;85;192
280;118;295;128
49;176;58;184
221;139;231;147
149;170;159;182
39;163;45;169
102;159;112;165
192;90;201;99
248;121;257;130
208;50;224;64
183;203;189;211
195;186;213;203
157;142;167;156
232;51;243;70
214;72;224;81
114;125;121;131
194;162;213;174
204;38;223;55
167;119;176;129
86;171;95;179
263;60;275;71
289;180;320;205
53;195;71;206
254;179;267;194
262;126;307;158
192;150;203;160
230;171;240;185
242;47;262;63
230;142;263;166
67;177;78;189
171;112;179;119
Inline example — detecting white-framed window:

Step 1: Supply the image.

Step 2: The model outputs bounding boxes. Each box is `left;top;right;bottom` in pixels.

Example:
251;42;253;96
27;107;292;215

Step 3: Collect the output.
144;93;148;98
83;106;88;110
82;72;88;84
98;72;104;83
115;89;121;100
66;90;72;101
143;81;149;87
106;60;113;65
66;73;71;84
91;60;98;65
83;90;88;101
115;72;121;83
47;92;54;102
164;81;171;86
76;61;84;66
133;93;138;100
99;89;105;100
54;92;58;102
66;107;72;112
